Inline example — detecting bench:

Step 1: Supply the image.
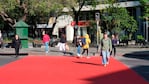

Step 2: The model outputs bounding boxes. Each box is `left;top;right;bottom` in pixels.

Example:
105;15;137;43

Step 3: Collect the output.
32;40;43;48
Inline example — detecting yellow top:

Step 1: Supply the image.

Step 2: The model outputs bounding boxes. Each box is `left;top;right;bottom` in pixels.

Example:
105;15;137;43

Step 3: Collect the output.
82;34;91;49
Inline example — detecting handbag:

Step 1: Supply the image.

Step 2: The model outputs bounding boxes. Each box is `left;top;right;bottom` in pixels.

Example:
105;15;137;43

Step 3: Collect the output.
65;44;69;51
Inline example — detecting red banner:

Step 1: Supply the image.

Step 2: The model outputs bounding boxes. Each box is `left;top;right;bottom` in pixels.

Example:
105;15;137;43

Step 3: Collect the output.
71;21;90;27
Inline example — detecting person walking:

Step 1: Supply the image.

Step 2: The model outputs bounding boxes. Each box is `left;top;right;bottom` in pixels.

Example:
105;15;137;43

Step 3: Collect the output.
111;34;118;57
59;34;67;55
100;32;112;67
42;31;50;54
76;36;82;57
12;35;21;58
0;30;3;48
81;34;91;58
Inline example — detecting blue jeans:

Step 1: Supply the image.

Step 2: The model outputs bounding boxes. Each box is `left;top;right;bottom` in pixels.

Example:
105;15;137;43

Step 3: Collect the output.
102;50;110;64
77;45;81;54
45;42;49;52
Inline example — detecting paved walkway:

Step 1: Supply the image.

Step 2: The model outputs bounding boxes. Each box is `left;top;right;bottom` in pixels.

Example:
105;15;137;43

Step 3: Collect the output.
0;46;149;56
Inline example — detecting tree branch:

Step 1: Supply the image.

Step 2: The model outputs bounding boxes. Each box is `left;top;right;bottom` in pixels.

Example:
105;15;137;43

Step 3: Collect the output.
0;11;15;27
77;0;85;15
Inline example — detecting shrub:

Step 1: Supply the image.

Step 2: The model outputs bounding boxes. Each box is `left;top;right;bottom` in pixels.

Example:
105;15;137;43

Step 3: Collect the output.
136;35;145;41
120;35;129;41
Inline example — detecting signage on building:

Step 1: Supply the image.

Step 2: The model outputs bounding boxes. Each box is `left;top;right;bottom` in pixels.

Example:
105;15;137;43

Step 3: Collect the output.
36;24;47;28
71;21;90;27
37;17;56;28
36;23;53;28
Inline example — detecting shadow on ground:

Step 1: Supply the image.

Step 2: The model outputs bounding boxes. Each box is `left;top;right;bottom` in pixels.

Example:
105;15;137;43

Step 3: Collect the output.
50;50;74;56
132;65;149;82
123;51;149;60
83;65;149;84
72;61;101;66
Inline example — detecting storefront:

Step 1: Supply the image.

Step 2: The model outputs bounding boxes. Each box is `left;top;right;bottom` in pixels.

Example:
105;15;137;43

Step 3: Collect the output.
71;21;90;36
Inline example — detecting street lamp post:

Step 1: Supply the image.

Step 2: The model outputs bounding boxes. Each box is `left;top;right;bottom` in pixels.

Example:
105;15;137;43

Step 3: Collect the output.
96;20;99;52
146;19;148;42
95;12;100;52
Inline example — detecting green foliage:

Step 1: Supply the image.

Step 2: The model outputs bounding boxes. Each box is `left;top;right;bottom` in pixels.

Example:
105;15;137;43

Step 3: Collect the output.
137;35;145;41
89;20;97;32
0;0;19;19
3;37;12;43
27;0;64;16
125;16;138;33
0;3;3;11
0;0;18;12
0;0;71;21
100;0;138;40
84;0;100;7
119;35;129;45
140;0;149;20
120;35;128;40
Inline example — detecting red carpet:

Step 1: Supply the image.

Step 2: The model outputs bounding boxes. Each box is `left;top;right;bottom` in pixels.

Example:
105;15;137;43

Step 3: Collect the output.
0;56;148;84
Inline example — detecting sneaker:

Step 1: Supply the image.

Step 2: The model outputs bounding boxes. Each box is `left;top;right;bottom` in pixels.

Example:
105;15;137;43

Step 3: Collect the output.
76;54;83;58
104;64;107;67
80;54;83;57
76;54;80;58
15;55;18;58
77;53;81;57
106;61;109;64
46;51;49;53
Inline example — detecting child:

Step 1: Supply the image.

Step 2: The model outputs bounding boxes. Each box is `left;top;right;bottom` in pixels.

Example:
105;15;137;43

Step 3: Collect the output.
81;34;91;58
76;37;82;57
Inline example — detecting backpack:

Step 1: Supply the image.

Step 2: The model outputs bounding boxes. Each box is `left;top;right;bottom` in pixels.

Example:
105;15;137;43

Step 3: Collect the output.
81;38;86;45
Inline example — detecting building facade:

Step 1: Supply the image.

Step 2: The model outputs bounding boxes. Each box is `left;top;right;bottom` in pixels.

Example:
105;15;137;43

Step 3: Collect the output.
63;0;149;42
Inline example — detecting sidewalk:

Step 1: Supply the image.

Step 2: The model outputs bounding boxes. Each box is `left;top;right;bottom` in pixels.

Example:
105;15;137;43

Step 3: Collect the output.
0;47;97;56
0;47;149;56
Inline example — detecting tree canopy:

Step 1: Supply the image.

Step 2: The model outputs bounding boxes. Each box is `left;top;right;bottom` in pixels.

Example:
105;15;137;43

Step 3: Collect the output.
0;0;141;39
140;0;149;20
100;0;138;40
0;0;65;18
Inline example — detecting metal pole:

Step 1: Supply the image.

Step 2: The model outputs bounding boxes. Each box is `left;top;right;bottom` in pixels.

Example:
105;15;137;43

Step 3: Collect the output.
146;20;148;42
143;22;145;39
95;12;100;52
96;20;99;52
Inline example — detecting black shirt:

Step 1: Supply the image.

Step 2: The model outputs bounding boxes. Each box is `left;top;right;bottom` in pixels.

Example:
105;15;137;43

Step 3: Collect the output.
12;38;21;48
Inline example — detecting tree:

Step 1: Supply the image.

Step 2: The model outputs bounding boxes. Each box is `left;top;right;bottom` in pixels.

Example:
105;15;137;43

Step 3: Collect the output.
0;0;101;29
140;0;149;21
0;0;17;28
0;0;68;38
125;16;138;40
62;0;100;35
100;0;138;40
0;0;66;27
